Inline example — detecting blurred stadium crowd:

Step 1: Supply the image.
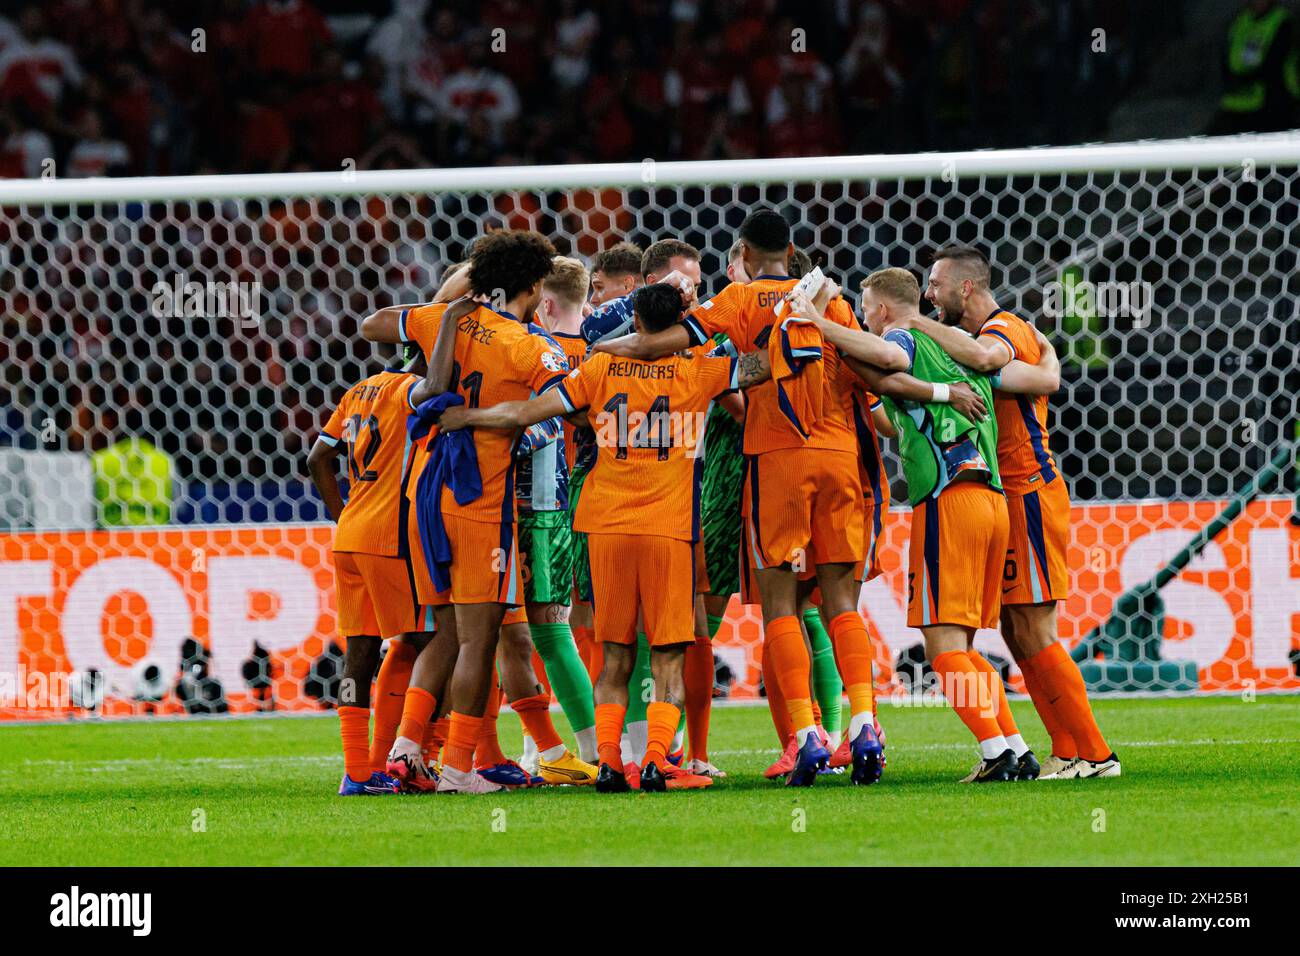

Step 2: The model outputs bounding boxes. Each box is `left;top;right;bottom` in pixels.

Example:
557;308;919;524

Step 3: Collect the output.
0;0;1148;180
2;0;1293;526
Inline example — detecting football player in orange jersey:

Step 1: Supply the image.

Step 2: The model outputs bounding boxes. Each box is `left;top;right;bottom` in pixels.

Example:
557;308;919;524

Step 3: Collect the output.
579;239;721;783
594;209;894;787
360;231;593;794
308;345;457;796
440;282;775;790
815;265;1080;781
723;243;843;776
358;265;574;788
911;245;1119;779
661;240;748;778
816;364;897;769
362;274;489;792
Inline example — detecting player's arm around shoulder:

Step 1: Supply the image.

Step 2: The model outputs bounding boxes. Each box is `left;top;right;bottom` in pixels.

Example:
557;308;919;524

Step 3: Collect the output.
594;279;737;359
438;391;570;434
360;304;424;343
360;264;472;343
905;313;1012;373
592;322;692;361
440;346;590;434
409;296;480;407
818;320;911;371
992;327;1061;396
796;292;910;372
843;351;989;423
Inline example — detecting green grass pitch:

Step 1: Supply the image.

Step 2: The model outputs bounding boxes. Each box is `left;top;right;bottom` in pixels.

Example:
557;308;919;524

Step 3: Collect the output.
2;695;1296;866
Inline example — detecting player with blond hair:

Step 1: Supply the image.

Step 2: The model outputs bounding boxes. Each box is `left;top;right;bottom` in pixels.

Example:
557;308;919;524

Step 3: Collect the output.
509;255;601;774
911;245;1120;779
810;266;1025;781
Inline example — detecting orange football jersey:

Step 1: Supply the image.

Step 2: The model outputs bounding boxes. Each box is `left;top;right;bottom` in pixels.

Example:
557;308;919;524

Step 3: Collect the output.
557;350;738;541
684;277;856;455
979;309;1059;495
319;369;421;556
403;302;570;523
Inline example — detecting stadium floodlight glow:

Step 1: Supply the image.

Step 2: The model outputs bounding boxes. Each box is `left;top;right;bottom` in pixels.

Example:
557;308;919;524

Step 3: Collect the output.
0;133;1297;721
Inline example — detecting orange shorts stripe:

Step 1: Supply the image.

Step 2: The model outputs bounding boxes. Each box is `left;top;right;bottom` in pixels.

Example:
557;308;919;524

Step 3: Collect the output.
443;512;524;606
1003;476;1070;605
589;532;694;648
742;448;864;571
906;482;1010;630
406;506;451;607
860;502;885;582
334;551;433;639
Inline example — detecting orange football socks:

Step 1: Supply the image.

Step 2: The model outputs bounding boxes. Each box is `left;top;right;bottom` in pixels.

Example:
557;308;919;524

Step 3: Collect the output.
339;705;371;783
1027;642;1111;761
931;650;1004;746
423;716;449;765
765;615;815;740
827;611;875;735
474;680;507;768
511;693;563;754
762;643;794;746
369;640;418;772
396;686;436;748
643;701;681;769
684;635;714;762
443;712;483;773
968;650;1020;738
1020;655;1076;758
595;702;626;768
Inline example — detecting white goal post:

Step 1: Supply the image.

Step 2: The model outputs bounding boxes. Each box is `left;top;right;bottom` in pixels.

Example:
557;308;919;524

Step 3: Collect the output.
0;133;1297;718
2;134;1299;201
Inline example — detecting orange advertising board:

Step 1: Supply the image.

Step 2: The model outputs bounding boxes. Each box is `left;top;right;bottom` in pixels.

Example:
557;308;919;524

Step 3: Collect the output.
1;498;1297;720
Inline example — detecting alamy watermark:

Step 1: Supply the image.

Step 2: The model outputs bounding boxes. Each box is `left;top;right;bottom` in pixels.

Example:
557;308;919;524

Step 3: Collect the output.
50;886;151;936
1042;274;1153;326
1;668;76;708
889;668;1004;719
150;274;262;326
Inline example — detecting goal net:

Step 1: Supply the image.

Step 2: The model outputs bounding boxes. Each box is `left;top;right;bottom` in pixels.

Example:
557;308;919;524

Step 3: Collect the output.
2;135;1297;719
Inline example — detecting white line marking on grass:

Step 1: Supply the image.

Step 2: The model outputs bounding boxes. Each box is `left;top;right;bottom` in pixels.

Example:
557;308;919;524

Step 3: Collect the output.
709;737;1300;757
2;691;1293;728
9;738;1299;774
15;754;341;773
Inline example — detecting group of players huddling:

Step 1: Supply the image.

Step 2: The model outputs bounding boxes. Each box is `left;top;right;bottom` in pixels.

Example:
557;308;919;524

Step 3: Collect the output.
308;207;1122;796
